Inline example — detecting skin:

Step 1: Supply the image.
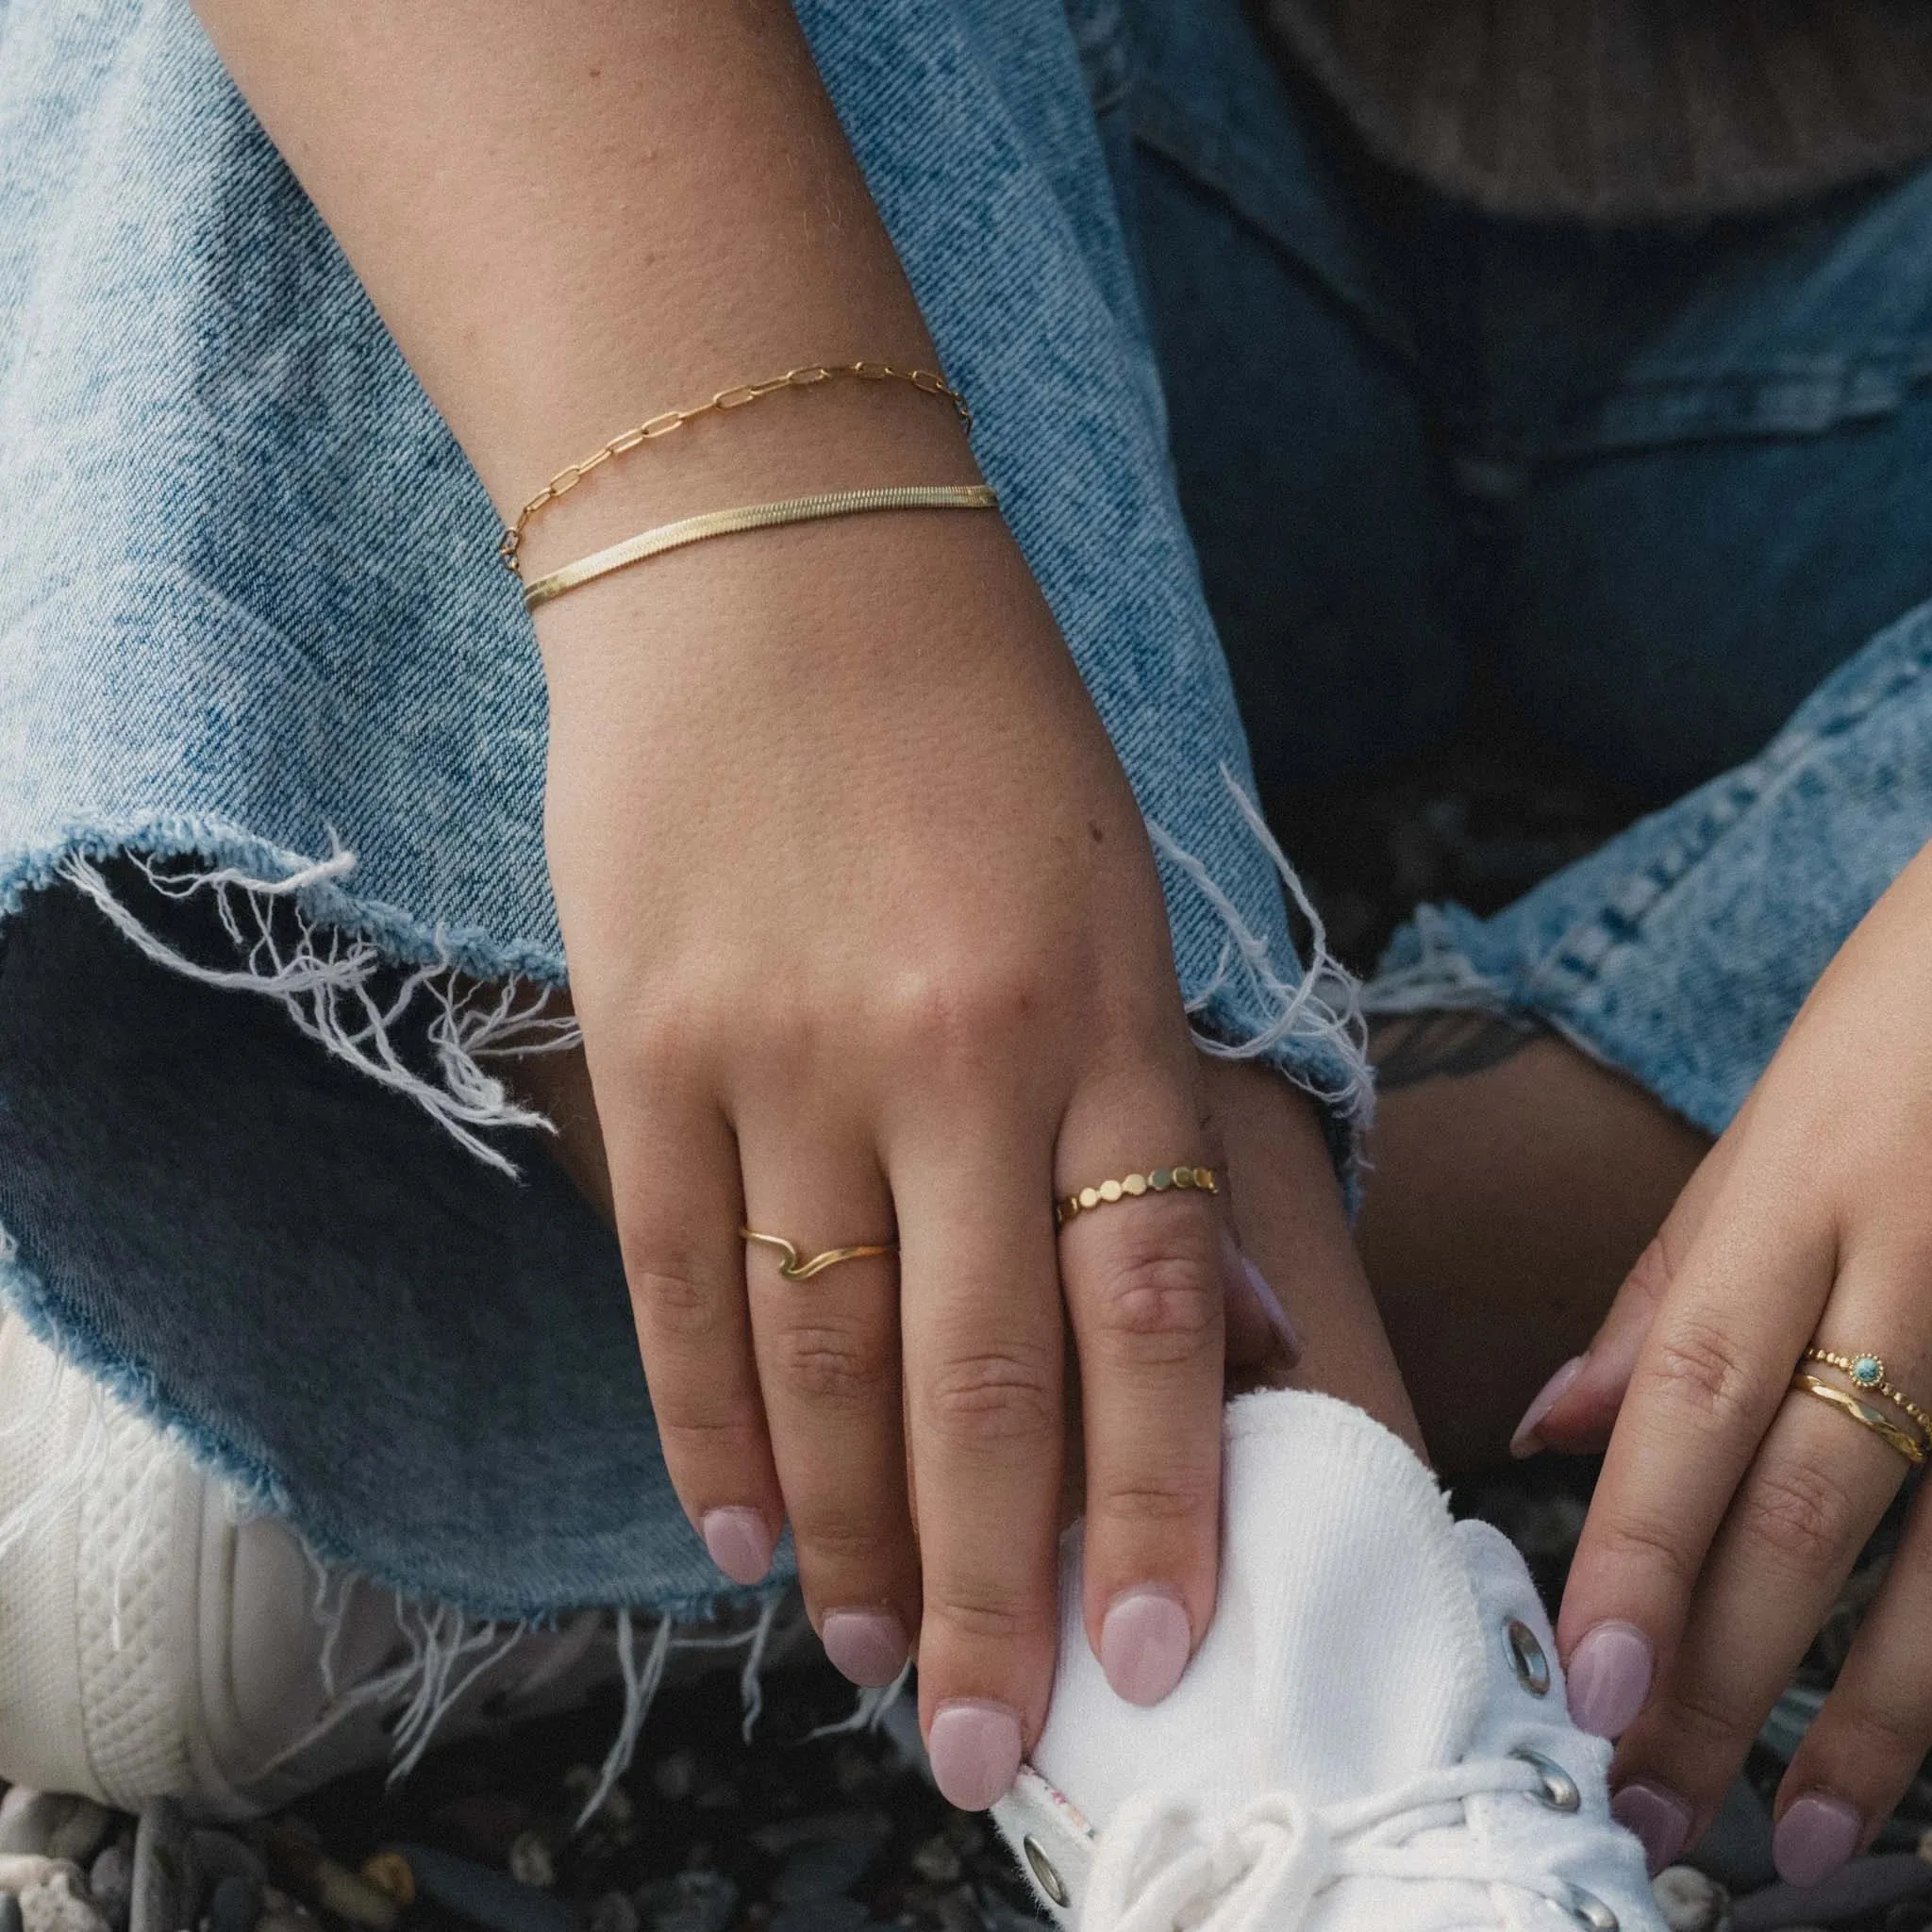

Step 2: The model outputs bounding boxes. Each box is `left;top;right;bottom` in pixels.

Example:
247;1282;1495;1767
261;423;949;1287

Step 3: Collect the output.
187;0;1413;1810
1365;836;1932;1885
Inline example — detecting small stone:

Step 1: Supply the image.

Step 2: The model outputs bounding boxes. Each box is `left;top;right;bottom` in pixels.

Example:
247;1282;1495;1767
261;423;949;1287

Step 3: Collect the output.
357;1857;412;1909
206;1876;260;1932
391;1848;575;1932
20;1863;111;1932
189;1838;265;1890
86;1847;131;1932
752;1815;892;1858
653;1754;698;1804
129;1801;192;1932
506;1833;555;1891
1690;1777;1776;1893
254;1913;319;1932
1655;1867;1731;1932
1733;1854;1932;1930
0;1890;23;1932
634;1872;739;1932
773;1840;877;1904
768;1901;870;1932
261;1829;396;1932
0;1801;72;1862
909;1840;961;1887
44;1809;108;1873
0;1865;63;1901
589;1893;640;1932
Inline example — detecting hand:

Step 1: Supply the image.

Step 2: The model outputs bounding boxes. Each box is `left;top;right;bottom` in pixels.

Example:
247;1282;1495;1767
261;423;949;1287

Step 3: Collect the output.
537;494;1273;1809
1524;838;1932;1882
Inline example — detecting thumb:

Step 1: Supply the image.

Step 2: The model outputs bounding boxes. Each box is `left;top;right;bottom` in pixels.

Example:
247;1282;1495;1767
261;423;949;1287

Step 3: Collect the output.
1512;1120;1741;1457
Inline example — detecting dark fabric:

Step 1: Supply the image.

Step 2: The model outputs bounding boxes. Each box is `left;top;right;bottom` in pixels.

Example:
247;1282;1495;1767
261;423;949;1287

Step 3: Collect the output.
1259;0;1932;223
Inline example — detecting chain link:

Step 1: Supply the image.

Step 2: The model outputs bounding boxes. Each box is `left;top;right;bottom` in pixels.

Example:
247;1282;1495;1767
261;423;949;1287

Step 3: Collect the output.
499;361;972;575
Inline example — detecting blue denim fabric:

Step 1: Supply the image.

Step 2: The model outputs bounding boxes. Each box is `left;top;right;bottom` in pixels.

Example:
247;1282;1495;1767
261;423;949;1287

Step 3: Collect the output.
0;0;1350;1619
1110;0;1932;1134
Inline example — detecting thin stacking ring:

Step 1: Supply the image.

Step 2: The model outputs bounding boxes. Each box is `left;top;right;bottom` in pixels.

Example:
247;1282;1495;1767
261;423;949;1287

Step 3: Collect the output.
1055;1166;1217;1229
1802;1348;1932;1439
1790;1374;1927;1468
741;1228;897;1282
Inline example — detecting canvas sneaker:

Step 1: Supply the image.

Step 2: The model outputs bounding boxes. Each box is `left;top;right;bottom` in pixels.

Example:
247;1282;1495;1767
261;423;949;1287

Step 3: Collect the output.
992;1388;1661;1932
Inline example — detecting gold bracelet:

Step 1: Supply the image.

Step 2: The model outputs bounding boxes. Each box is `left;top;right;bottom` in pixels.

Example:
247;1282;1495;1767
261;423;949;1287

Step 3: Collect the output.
500;361;973;575
1790;1374;1927;1468
521;484;999;611
1056;1167;1218;1228
1801;1349;1932;1439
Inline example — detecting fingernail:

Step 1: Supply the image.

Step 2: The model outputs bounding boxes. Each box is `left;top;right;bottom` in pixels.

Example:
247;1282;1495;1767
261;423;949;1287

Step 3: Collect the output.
1610;1780;1693;1874
1774;1792;1862;1888
927;1700;1023;1811
1565;1620;1653;1738
700;1507;774;1585
1099;1586;1193;1706
821;1607;909;1689
1510;1356;1585;1458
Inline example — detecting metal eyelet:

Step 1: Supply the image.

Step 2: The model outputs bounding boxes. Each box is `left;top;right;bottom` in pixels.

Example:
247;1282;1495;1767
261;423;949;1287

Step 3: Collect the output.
1022;1836;1069;1907
1513;1748;1581;1814
1561;1887;1618;1930
1505;1618;1551;1697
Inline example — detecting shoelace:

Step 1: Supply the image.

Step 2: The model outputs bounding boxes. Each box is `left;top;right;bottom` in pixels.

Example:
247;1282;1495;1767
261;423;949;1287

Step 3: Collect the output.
1083;1757;1587;1932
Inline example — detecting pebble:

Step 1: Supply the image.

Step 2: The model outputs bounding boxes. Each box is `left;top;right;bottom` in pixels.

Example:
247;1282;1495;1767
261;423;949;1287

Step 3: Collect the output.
0;1863;64;1900
261;1829;397;1932
387;1846;577;1932
507;1833;556;1892
206;1875;261;1932
652;1755;697;1805
588;1893;639;1932
357;1857;413;1909
1693;1780;1777;1893
751;1815;892;1858
908;1840;961;1887
772;1840;878;1905
1656;1866;1732;1932
85;1848;130;1932
190;1837;265;1890
0;1800;70;1861
129;1801;191;1932
633;1872;738;1932
768;1900;871;1932
1734;1855;1932;1930
20;1863;110;1932
0;1892;22;1932
45;1807;109;1872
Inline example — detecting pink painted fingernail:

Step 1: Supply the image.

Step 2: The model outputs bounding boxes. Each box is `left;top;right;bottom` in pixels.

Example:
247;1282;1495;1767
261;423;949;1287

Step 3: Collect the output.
1565;1620;1653;1738
1099;1586;1192;1706
927;1700;1023;1811
700;1507;774;1585
1510;1356;1585;1457
821;1607;909;1689
1774;1792;1862;1888
1610;1780;1692;1874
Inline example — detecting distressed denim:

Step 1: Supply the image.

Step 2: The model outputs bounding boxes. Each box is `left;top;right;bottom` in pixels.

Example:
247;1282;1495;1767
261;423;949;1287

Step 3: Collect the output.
2;0;1929;1625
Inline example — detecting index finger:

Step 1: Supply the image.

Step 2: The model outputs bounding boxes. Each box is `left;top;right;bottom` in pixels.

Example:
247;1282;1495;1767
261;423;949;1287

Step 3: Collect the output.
1556;1174;1833;1739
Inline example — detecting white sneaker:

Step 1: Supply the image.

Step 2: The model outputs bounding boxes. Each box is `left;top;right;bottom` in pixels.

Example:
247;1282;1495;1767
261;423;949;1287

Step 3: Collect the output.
991;1389;1661;1932
0;1310;630;1816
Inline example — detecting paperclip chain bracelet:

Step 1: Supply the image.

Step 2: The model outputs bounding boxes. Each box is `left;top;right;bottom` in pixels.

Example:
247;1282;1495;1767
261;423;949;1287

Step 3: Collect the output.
521;483;1001;612
500;361;972;576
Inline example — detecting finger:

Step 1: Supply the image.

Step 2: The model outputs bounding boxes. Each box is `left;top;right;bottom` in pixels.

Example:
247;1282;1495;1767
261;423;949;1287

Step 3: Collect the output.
1221;1224;1301;1387
896;1118;1064;1811
1556;1159;1832;1743
1520;1126;1744;1458
1774;1419;1932;1886
1058;1074;1224;1712
1607;1284;1913;1870
738;1118;916;1689
604;1091;783;1587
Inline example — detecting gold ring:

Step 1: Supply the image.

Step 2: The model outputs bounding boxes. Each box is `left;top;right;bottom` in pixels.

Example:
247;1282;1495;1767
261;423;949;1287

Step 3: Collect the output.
1801;1348;1932;1439
741;1228;897;1282
1790;1374;1927;1468
1055;1166;1217;1229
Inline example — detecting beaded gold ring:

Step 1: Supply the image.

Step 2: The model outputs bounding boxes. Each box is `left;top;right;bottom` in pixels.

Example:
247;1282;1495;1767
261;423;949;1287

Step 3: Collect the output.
1802;1348;1932;1440
1055;1166;1217;1229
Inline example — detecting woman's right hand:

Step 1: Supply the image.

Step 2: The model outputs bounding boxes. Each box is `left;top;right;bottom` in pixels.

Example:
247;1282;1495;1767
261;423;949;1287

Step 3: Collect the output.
535;479;1241;1809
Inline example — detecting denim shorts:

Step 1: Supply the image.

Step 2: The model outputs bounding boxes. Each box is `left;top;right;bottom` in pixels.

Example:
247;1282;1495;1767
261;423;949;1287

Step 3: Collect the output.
1;0;1928;1621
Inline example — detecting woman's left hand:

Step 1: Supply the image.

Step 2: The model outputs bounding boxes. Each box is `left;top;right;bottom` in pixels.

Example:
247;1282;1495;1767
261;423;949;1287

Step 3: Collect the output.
1524;835;1932;1885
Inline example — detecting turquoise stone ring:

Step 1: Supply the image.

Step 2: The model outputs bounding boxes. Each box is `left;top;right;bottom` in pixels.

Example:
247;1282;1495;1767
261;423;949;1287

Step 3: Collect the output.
1851;1355;1884;1389
1801;1347;1932;1442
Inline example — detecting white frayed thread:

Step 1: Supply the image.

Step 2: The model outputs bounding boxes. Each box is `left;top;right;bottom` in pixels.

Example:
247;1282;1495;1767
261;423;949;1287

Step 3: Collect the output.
807;1657;912;1740
737;1592;781;1743
1357;903;1513;1018
1148;766;1374;1128
575;1609;673;1830
58;850;578;1179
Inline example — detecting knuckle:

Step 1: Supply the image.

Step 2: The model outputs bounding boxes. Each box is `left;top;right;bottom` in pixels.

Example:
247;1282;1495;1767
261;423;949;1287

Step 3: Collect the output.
626;1261;733;1343
1589;1510;1704;1602
793;1507;898;1574
923;1583;1041;1645
1644;1315;1757;1431
1088;1241;1220;1365
877;957;1040;1067
924;1349;1058;1449
1735;1457;1863;1574
1091;1473;1214;1530
1653;1675;1754;1761
1824;1690;1932;1773
770;1321;891;1409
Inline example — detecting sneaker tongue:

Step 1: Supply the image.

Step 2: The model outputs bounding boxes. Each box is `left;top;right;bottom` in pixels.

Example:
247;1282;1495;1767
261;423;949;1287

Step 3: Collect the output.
1031;1390;1491;1827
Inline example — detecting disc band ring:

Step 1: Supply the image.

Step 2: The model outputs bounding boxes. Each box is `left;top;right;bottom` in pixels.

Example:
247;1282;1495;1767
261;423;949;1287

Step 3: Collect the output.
1802;1348;1932;1439
741;1228;897;1282
1055;1166;1217;1229
1790;1373;1927;1468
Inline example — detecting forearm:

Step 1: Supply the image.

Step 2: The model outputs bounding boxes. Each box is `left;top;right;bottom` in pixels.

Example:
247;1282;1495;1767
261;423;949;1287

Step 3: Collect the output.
190;1;975;575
